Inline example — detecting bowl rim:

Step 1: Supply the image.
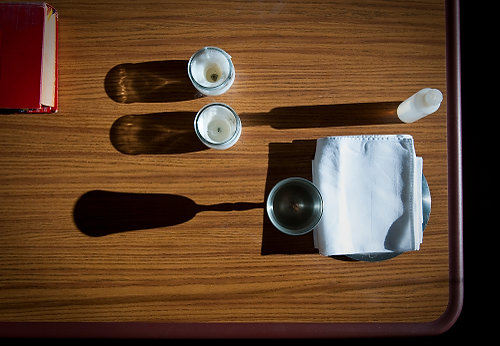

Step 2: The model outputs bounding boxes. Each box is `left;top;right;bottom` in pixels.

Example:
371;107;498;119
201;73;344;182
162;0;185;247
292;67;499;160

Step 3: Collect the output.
266;177;323;236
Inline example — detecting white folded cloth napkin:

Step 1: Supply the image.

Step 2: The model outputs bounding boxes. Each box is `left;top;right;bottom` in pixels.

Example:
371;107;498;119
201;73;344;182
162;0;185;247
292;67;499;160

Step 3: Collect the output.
312;135;423;256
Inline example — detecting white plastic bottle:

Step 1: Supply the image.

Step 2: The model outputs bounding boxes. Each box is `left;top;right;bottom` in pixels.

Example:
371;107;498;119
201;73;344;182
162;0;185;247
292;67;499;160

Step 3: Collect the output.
397;88;443;123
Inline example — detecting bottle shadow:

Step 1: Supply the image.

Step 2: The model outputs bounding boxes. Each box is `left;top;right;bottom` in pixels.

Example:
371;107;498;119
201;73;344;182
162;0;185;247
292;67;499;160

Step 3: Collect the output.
104;60;204;103
109;102;401;155
109;111;207;155
244;101;401;129
74;190;263;237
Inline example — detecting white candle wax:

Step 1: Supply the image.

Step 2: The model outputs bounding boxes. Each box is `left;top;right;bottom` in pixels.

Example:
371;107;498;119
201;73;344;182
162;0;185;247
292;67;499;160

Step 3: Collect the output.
195;103;241;150
188;47;235;96
207;118;233;143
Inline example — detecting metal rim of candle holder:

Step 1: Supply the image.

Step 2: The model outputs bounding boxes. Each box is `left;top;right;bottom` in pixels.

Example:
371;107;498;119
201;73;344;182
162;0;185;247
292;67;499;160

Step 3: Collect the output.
187;46;235;94
194;102;242;149
266;177;324;236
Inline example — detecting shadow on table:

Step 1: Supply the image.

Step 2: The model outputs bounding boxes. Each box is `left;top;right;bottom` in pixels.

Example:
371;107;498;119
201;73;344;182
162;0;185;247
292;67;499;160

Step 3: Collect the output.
74;190;263;237
261;140;356;261
243;101;401;129
109;111;208;155
104;60;204;103
0;109;19;114
109;102;401;155
105;102;401;256
260;140;318;255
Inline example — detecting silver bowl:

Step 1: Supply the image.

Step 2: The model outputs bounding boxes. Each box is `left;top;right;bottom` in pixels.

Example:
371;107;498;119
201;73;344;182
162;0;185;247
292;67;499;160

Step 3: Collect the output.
266;177;323;236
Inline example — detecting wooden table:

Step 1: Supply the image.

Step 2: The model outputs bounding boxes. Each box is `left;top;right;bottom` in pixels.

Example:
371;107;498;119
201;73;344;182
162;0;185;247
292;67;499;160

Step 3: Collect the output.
0;0;463;338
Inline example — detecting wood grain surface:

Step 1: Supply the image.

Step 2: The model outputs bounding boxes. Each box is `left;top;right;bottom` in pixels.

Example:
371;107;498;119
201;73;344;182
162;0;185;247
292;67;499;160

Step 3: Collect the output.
0;0;449;323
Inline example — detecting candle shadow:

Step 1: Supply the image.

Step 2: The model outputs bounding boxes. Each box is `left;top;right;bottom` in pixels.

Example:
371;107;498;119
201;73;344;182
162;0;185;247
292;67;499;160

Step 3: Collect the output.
73;190;263;237
104;60;204;103
242;101;401;129
109;111;208;155
108;101;401;155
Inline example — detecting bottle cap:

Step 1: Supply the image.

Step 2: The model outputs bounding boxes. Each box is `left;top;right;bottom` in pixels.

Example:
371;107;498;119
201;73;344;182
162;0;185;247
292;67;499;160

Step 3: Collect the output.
424;89;443;106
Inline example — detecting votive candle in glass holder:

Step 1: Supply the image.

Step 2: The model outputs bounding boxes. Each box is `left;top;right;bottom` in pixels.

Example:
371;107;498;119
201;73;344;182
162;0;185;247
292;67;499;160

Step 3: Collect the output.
188;47;235;96
194;103;241;150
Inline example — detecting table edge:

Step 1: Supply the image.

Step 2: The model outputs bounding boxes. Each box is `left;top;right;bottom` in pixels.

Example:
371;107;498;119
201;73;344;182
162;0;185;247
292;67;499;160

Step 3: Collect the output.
0;0;464;338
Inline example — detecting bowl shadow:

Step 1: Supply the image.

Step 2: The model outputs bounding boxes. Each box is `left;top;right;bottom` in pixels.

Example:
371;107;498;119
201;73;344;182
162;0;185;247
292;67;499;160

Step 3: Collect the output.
261;140;319;255
74;190;263;237
261;140;360;261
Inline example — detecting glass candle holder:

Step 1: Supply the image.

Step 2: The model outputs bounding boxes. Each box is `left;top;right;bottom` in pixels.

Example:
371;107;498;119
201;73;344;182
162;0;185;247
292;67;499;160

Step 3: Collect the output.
194;103;241;150
187;47;235;96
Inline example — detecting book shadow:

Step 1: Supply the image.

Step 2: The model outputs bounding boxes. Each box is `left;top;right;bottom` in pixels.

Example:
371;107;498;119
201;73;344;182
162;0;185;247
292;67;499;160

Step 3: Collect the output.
104;60;203;103
74;190;263;237
0;109;21;114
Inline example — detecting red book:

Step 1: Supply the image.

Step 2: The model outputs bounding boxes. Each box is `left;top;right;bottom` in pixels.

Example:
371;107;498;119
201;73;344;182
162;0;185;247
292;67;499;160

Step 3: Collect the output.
0;2;58;113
